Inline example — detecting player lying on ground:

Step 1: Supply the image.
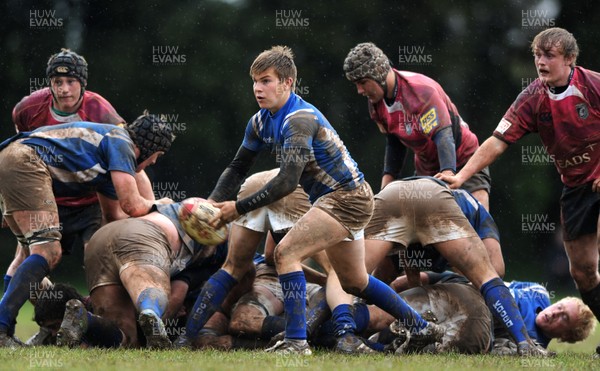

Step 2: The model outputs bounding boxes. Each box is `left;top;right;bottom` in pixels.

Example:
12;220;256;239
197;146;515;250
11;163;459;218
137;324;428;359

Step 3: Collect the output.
355;272;596;354
194;250;326;351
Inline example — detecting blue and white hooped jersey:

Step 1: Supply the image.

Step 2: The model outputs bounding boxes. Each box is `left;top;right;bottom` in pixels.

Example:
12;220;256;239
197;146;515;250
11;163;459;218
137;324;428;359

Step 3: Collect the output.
0;122;137;199
507;281;551;348
242;93;363;202
451;188;500;242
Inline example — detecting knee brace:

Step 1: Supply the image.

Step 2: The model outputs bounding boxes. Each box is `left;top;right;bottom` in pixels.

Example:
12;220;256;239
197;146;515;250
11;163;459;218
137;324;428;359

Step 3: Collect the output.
24;227;62;248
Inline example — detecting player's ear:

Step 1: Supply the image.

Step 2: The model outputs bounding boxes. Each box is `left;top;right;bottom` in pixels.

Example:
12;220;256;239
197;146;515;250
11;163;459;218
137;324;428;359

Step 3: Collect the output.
285;76;294;90
564;53;576;67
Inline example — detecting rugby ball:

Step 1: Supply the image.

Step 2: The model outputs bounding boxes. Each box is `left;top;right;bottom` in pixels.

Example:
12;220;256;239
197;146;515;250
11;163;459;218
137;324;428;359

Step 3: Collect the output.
178;198;228;245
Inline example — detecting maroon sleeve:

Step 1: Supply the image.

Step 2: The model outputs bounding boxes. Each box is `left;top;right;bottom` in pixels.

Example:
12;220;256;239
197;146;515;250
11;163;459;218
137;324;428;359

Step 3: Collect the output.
12;89;50;132
493;84;541;144
80;91;125;125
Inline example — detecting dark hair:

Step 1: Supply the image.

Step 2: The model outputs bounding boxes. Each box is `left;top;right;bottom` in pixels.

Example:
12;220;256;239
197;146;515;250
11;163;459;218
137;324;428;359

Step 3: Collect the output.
33;283;85;325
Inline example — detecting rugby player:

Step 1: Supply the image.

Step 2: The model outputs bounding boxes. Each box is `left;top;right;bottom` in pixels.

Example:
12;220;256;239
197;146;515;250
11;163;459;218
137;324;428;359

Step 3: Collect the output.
436;27;600;355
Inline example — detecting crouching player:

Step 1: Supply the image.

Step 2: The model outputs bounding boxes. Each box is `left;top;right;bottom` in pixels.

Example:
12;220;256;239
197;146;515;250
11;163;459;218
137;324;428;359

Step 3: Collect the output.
364;177;550;356
55;199;227;349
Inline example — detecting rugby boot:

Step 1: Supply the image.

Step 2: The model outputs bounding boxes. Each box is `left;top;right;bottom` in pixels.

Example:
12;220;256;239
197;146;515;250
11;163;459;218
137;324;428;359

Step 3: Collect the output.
0;331;24;349
265;339;312;355
139;310;171;349
517;340;553;357
56;299;87;347
335;332;376;354
26;327;54;346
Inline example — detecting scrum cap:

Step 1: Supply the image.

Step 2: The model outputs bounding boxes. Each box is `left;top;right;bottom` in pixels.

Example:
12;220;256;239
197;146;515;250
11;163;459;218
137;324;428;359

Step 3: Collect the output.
343;42;390;88
125;111;176;164
46;48;88;87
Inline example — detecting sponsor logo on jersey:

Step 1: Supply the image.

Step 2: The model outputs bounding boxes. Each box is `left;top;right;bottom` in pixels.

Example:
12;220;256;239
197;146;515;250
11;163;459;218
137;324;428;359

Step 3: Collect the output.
419;107;438;134
556;153;591;169
575;103;589;119
495;118;512;134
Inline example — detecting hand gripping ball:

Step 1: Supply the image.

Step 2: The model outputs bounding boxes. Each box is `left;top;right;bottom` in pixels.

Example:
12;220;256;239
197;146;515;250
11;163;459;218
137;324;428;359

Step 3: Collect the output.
178;198;228;245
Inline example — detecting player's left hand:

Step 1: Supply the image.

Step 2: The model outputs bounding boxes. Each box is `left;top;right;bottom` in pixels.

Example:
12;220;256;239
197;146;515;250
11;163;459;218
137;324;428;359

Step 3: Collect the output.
210;200;239;229
593;177;600;193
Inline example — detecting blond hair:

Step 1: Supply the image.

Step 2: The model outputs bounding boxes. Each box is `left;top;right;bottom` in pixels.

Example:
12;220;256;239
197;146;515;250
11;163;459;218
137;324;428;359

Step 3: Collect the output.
531;27;579;66
249;45;297;87
555;297;596;343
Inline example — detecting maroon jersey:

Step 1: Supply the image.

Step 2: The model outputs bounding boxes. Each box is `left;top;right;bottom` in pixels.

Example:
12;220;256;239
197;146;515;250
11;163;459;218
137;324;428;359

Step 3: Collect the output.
12;87;125;206
369;69;480;175
495;67;600;187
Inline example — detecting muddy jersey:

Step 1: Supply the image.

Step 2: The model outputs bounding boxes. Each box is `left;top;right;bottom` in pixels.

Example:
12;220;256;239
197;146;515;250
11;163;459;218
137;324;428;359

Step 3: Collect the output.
12;88;124;206
156;202;228;277
507;281;551;348
369;69;480;175
451;188;499;241
495;67;600;187
242;92;363;203
0;122;136;199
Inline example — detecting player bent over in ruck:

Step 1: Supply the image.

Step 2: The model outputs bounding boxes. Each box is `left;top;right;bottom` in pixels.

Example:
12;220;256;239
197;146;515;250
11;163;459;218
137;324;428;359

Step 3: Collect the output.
364;177;550;356
53;199;227;349
0;113;174;347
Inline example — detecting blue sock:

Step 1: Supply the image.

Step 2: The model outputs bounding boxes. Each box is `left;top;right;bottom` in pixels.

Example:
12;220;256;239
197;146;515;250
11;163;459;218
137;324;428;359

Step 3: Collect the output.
481;278;528;344
279;271;307;340
353;302;370;334
3;275;11;294
85;312;124;348
185;269;237;339
136;288;168;318
0;254;49;332
332;304;356;337
364;339;385;352
360;275;427;333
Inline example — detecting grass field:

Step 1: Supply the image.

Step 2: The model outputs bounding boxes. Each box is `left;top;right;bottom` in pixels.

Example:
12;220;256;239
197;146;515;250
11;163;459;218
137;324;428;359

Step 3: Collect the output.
2;303;599;370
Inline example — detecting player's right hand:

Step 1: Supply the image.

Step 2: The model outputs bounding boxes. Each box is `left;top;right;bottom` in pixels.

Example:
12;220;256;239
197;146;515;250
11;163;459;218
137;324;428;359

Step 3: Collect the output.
434;172;463;189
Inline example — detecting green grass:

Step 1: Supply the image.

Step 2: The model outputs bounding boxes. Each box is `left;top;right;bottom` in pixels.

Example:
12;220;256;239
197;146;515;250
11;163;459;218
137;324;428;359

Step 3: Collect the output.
7;303;600;370
1;347;598;371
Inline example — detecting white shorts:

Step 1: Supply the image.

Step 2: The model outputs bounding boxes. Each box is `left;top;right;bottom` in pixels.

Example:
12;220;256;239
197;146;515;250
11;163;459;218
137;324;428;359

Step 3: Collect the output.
234;169;311;233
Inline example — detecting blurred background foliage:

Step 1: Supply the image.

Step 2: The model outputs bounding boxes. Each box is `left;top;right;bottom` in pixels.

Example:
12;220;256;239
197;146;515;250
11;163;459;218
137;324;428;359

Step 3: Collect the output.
1;0;598;295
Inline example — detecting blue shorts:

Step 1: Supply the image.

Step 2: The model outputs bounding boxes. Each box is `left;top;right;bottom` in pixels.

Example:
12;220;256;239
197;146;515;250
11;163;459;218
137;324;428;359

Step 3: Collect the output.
58;203;102;255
